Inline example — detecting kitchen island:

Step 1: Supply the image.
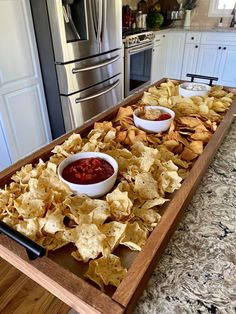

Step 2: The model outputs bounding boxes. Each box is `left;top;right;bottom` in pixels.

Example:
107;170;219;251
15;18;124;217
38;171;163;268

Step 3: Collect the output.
135;120;236;313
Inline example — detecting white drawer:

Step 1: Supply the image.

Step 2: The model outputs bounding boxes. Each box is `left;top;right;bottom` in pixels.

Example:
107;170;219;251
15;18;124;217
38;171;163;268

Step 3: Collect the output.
185;32;201;44
154;33;167;41
201;32;236;45
153;33;167;46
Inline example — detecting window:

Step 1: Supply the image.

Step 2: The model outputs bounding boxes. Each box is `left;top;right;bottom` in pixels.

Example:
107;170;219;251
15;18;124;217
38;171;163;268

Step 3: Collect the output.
208;0;235;17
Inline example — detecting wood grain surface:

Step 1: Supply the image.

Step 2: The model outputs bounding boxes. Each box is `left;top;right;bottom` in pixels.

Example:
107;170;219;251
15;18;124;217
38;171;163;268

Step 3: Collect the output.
0;258;70;314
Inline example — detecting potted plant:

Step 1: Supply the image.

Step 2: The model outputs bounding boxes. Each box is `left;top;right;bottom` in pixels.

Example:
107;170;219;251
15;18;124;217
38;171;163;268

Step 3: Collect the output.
183;0;198;27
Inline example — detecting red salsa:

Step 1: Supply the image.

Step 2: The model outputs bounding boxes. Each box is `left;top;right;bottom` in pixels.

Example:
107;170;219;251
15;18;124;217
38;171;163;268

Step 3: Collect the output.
139;107;171;121
62;157;114;185
155;113;171;121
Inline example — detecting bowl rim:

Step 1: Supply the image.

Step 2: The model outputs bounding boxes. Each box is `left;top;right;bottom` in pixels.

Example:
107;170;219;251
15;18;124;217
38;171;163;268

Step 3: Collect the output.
179;82;211;91
57;152;118;187
133;105;175;123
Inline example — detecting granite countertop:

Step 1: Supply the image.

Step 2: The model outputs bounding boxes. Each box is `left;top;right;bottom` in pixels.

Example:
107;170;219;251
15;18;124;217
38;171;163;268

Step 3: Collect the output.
135;119;236;313
169;25;236;32
122;26;236;40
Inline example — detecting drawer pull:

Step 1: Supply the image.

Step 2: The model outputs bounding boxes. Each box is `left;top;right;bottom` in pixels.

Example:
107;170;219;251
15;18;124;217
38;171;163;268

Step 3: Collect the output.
75;79;120;103
218;46;222;49
191;37;194;40
72;55;120;73
0;221;46;260
195;45;198;48
163;35;165;37
223;47;226;50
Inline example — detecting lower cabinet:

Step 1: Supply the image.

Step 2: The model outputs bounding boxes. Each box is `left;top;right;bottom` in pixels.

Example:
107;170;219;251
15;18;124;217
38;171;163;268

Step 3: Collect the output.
155;30;236;87
196;44;222;79
181;43;199;80
218;45;236;87
151;33;168;83
181;37;236;87
165;32;186;79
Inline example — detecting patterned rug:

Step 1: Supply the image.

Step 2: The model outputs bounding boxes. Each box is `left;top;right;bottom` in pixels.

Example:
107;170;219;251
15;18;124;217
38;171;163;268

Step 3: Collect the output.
135;120;236;314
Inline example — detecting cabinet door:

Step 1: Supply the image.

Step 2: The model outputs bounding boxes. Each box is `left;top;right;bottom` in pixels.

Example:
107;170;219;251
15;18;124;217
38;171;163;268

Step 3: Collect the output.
165;32;186;79
0;0;51;163
151;43;162;83
196;44;222;81
158;34;168;81
0;115;11;171
151;33;168;83
181;44;199;80
218;46;236;87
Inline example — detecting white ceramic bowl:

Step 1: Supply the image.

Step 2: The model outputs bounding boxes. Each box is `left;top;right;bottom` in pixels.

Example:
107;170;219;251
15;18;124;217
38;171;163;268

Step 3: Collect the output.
57;152;118;198
133;106;175;133
179;82;211;98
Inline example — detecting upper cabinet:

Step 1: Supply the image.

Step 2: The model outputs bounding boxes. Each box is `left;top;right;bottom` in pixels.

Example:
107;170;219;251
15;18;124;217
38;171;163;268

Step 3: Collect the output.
0;0;51;168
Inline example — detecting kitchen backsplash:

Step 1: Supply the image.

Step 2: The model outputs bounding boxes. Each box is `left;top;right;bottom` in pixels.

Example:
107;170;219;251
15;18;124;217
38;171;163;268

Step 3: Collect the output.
122;0;232;27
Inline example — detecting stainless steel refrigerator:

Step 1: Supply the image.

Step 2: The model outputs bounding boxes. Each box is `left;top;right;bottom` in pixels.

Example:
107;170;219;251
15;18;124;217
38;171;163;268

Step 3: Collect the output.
30;0;122;137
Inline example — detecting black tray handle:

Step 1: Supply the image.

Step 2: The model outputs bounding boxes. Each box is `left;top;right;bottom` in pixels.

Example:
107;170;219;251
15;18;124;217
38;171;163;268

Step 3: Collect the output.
186;73;218;86
0;221;46;260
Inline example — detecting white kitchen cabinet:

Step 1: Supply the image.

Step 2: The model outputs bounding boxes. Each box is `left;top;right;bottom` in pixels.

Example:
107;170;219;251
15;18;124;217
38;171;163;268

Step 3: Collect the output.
165;32;186;79
218;45;236;87
196;44;222;79
0;0;51;167
180;31;236;87
151;33;168;83
0;115;11;171
181;43;200;80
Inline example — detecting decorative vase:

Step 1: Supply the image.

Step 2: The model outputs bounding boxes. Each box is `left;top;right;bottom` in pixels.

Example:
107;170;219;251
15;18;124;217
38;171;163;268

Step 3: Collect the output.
184;10;191;28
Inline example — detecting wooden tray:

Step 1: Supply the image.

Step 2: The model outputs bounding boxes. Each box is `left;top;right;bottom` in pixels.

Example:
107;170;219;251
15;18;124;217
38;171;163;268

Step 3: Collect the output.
0;79;236;313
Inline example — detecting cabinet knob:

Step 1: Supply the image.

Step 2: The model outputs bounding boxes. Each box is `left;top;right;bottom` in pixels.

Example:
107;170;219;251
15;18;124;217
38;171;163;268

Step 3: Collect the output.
163;35;165;37
191;37;194;40
218;46;222;49
223;47;226;50
195;45;198;48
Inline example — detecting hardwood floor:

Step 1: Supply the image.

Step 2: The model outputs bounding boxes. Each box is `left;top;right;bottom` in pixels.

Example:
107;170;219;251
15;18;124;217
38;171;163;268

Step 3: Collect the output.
0;258;71;314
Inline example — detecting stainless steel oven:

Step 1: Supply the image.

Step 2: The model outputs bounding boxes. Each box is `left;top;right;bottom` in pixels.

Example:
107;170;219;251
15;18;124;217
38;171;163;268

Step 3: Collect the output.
124;32;154;97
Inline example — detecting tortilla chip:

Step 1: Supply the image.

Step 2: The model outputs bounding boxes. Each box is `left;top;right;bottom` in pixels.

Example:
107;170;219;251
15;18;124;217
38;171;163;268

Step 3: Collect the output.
94;121;113;131
106;188;133;221
120;222;148;251
134;173;159;200
85;254;127;288
65;224;108;262
181;147;198;161
188;141;204;155
100;221;126;252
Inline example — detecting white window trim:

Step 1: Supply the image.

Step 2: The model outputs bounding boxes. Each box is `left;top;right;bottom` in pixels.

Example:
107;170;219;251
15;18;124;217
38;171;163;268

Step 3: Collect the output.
208;0;233;17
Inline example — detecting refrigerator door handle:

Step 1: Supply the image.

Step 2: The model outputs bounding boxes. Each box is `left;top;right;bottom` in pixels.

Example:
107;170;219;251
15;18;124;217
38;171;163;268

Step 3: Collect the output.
72;54;120;73
97;0;103;43
91;0;98;38
75;79;120;103
101;0;107;42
